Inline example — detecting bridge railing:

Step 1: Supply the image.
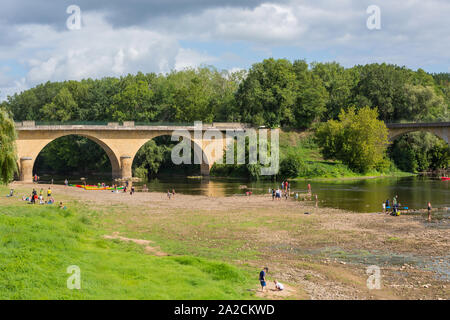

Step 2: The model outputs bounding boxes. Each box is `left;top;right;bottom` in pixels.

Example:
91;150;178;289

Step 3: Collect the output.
15;120;251;128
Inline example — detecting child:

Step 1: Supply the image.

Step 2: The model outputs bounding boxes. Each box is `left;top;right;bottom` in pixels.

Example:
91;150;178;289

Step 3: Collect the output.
259;267;268;292
274;280;284;291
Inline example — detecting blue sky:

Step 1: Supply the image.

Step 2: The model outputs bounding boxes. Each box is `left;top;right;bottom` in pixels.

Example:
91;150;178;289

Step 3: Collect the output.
0;0;449;100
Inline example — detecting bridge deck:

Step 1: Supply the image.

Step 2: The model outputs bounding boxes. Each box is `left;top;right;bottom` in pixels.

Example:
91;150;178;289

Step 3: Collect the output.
15;121;250;131
386;122;450;129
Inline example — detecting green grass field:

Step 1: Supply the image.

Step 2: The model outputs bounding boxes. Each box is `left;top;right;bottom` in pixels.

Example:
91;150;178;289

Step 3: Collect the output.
0;194;257;299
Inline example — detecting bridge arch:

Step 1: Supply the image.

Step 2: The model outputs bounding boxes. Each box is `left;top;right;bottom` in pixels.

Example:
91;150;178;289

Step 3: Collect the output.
387;122;449;145
388;128;449;144
17;132;121;182
128;132;219;178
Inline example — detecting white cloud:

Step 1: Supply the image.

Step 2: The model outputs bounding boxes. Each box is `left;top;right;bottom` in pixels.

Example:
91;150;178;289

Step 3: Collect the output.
18;12;182;85
1;0;449;100
174;48;218;70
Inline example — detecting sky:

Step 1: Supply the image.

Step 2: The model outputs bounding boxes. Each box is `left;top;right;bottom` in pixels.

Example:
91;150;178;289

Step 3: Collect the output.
0;0;449;100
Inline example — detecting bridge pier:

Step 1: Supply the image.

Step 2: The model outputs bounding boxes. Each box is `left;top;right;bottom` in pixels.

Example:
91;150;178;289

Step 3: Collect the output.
200;163;212;176
19;157;34;183
120;156;133;180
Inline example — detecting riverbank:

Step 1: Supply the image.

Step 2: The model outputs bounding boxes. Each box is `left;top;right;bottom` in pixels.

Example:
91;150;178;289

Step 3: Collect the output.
2;182;448;300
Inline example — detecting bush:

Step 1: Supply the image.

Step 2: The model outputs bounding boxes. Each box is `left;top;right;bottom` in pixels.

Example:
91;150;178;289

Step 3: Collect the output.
315;106;389;173
134;167;148;180
280;154;302;178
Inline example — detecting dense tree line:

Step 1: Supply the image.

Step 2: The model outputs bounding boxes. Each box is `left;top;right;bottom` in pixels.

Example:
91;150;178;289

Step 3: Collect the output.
1;60;449;178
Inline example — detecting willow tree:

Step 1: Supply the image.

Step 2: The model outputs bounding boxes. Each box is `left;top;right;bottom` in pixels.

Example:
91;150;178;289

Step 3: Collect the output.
0;108;17;184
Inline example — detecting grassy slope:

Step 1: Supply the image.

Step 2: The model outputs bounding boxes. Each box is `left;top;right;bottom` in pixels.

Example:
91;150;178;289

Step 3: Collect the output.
0;189;256;300
280;130;413;180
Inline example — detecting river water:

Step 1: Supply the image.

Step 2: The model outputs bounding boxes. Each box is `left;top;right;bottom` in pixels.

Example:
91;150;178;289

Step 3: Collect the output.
38;175;449;213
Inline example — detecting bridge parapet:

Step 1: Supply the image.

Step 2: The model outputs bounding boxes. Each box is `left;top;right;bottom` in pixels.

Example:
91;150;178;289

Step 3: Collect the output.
14;121;251;131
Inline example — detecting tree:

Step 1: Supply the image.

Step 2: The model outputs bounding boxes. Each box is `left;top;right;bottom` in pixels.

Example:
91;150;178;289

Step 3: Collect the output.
389;132;449;172
41;87;78;121
312;62;355;120
292;60;328;128
108;78;156;122
235;58;297;127
350;63;412;122
235;58;328;128
315;106;389;173
403;84;447;121
0;108;17;184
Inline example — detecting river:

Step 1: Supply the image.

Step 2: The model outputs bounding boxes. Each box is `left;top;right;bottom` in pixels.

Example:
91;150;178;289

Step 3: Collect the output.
37;175;449;213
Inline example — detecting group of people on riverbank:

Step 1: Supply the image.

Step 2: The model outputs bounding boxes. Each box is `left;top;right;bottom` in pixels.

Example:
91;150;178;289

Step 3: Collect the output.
17;187;67;209
270;181;291;200
382;195;434;221
270;182;319;207
21;187;54;205
382;195;401;216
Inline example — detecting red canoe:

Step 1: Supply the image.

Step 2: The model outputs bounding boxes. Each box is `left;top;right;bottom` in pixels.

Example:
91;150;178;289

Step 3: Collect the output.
441;177;450;181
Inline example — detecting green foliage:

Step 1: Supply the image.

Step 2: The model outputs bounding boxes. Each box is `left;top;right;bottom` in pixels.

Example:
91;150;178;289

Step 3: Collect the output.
132;139;168;178
133;167;149;180
312;62;356;120
351;64;448;122
315;107;389;173
389;132;450;172
279;153;302;178
0;108;17;184
41;87;78;121
235;58;328;128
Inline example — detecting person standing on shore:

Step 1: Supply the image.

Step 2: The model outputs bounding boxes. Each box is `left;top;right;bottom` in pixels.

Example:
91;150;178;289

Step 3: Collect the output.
259;267;268;292
427;202;432;222
392;196;398;215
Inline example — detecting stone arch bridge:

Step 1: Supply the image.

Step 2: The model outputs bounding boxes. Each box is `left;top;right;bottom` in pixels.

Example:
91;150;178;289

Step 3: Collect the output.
386;122;449;143
15;121;248;183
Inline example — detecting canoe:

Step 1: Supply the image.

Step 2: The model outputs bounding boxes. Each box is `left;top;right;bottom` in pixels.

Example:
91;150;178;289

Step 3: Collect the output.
70;184;124;190
441;177;450;181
